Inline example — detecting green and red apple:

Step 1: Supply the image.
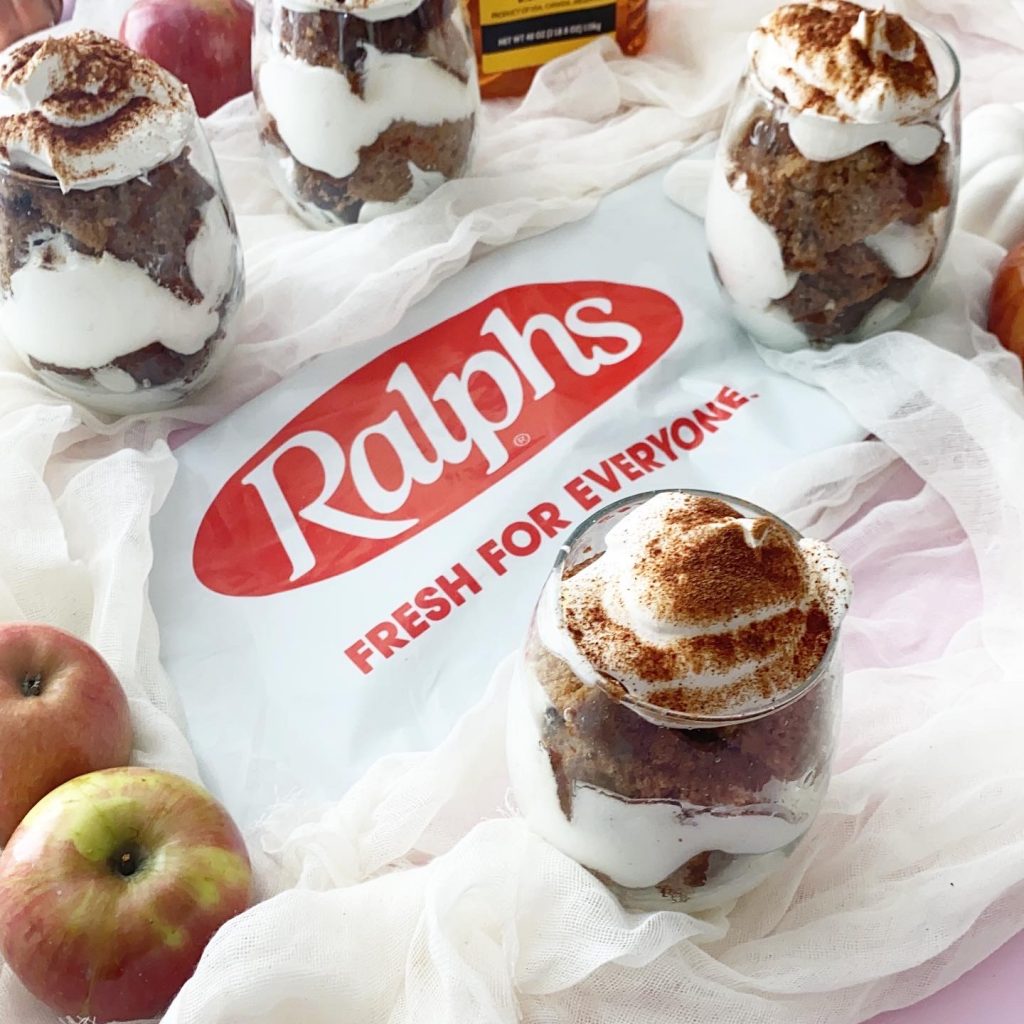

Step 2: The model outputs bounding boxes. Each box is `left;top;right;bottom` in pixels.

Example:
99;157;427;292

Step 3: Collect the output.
0;767;252;1022
0;622;133;845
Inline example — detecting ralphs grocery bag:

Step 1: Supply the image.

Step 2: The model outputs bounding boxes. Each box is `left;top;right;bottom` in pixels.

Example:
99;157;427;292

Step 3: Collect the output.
150;172;861;826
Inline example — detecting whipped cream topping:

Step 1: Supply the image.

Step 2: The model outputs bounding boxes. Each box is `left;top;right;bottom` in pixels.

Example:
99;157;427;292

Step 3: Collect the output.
0;31;195;191
750;2;940;124
543;493;851;716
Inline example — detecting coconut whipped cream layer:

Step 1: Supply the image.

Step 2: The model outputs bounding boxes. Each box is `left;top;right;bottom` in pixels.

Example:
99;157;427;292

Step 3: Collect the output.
540;493;850;716
259;46;476;181
0;31;195;192
749;1;944;164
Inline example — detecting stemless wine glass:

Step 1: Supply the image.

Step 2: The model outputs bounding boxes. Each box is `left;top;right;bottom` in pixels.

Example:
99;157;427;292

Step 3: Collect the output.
0;120;244;415
705;20;961;350
507;489;848;911
253;0;480;228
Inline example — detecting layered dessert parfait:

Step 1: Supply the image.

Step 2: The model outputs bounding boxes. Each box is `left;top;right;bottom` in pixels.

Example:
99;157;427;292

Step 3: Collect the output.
508;491;852;908
706;1;960;349
253;0;479;227
0;32;243;415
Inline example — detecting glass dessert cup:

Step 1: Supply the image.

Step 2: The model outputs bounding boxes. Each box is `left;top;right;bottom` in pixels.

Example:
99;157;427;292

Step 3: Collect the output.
253;0;480;228
705;19;961;351
0;124;244;416
507;490;846;912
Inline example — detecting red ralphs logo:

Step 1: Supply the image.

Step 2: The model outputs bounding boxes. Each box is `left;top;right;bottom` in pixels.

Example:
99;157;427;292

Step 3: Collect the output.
194;282;683;596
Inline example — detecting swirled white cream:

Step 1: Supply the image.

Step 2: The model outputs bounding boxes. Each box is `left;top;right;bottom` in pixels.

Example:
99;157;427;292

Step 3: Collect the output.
864;219;936;278
506;655;820;892
541;493;850;715
749;1;945;164
0;198;235;370
0;31;195;192
258;45;476;181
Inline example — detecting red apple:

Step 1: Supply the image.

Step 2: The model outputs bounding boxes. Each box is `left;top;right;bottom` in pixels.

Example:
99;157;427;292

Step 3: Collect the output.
989;241;1024;362
0;767;252;1022
0;622;133;846
120;0;254;118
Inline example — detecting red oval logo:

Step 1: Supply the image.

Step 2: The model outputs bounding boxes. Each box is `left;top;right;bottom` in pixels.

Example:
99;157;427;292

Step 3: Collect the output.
194;281;683;596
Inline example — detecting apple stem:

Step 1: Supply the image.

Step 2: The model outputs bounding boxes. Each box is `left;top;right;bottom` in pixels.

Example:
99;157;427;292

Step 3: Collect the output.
20;673;42;697
111;844;144;878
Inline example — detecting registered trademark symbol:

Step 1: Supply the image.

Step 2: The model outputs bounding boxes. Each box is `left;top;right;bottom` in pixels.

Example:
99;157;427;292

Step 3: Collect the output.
513;433;531;448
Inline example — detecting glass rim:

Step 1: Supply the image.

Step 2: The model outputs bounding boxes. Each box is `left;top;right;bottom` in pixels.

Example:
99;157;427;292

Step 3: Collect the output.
549;487;845;729
0;161;66;189
747;18;961;122
0;138;201;190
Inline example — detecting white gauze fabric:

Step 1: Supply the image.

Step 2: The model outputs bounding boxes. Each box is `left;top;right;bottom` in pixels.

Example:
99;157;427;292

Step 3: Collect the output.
0;1;1023;1023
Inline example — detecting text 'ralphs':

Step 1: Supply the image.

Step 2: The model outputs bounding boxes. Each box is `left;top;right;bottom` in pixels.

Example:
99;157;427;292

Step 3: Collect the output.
193;281;683;596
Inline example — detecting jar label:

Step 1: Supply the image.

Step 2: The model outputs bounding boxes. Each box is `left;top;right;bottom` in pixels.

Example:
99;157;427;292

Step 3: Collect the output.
478;0;616;74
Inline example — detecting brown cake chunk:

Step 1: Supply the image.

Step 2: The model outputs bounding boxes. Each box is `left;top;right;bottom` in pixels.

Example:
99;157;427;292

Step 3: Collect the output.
725;113;949;339
731;115;949;275
0;152;215;301
530;628;830;900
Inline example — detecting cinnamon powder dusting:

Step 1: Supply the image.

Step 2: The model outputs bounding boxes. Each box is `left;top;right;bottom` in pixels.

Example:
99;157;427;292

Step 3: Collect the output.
561;495;835;716
0;31;192;186
760;1;938;117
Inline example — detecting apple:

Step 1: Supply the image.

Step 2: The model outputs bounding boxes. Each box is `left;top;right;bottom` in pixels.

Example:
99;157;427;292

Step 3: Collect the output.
989;242;1024;363
0;767;252;1022
0;622;133;846
0;0;62;51
120;0;254;118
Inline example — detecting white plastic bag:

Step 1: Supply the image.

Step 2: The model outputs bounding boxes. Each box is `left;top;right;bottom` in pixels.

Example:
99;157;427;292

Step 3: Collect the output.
149;172;862;824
